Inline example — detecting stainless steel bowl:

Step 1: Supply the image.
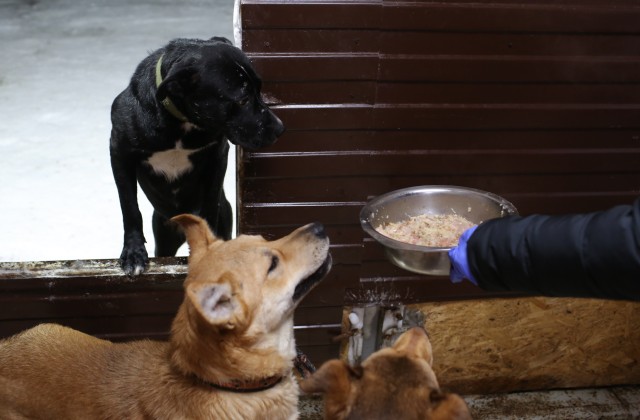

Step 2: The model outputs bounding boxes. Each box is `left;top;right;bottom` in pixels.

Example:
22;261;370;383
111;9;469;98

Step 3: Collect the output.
360;185;518;276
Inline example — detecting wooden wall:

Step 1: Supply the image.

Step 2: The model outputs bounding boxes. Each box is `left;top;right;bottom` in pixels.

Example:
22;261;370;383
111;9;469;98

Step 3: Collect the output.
238;0;640;365
0;259;185;342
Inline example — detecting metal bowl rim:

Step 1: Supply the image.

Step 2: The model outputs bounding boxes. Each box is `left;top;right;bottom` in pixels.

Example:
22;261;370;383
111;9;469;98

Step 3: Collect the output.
359;185;518;252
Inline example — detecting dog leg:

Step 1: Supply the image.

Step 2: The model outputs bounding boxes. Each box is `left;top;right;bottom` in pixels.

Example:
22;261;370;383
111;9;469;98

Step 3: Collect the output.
201;141;233;241
153;211;186;257
204;192;233;241
110;149;149;275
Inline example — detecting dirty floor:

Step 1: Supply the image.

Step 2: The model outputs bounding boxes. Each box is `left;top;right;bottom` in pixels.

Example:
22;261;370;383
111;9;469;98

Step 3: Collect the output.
299;385;640;419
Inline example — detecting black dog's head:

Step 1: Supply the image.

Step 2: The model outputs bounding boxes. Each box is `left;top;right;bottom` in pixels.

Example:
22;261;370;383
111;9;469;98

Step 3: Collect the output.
156;37;284;149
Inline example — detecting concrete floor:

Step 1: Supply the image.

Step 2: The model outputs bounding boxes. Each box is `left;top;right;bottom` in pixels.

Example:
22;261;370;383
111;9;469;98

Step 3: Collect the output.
299;386;640;419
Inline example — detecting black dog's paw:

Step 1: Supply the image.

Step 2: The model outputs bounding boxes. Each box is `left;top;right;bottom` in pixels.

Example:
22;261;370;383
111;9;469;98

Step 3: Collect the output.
119;234;149;276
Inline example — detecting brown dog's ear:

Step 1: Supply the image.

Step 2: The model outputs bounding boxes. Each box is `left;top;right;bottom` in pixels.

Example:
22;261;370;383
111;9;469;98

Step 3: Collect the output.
171;214;218;262
186;280;240;330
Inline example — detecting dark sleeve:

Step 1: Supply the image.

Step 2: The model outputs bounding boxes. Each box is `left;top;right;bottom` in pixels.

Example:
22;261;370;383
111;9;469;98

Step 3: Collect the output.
466;198;640;300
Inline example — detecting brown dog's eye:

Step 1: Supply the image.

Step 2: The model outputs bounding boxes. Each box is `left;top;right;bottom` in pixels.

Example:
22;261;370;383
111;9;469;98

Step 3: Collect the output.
268;255;279;273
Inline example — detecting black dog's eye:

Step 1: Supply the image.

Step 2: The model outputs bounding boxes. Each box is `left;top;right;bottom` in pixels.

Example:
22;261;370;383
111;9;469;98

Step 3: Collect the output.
237;97;250;106
268;255;279;274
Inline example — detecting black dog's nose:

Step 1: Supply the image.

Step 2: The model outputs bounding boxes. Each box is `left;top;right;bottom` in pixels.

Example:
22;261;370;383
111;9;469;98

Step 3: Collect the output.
308;222;327;239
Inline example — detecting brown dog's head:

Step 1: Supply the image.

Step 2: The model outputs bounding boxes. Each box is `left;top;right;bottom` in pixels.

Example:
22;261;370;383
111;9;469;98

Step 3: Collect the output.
170;214;331;378
300;327;472;420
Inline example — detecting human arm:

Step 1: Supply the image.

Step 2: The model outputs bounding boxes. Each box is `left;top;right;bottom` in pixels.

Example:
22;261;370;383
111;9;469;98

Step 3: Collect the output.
449;199;640;300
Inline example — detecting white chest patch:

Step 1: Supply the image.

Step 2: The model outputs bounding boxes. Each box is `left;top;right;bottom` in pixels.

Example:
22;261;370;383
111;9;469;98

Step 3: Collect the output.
146;141;203;182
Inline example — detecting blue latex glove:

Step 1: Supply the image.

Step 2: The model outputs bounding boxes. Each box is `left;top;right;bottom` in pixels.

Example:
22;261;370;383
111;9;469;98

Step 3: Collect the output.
448;225;478;285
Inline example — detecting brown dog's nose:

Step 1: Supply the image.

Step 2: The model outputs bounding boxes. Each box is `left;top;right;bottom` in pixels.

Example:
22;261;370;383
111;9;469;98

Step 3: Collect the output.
308;222;327;239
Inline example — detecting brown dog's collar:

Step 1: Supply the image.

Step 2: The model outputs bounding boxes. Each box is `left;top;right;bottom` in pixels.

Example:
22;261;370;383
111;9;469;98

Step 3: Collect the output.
195;374;284;393
155;54;189;123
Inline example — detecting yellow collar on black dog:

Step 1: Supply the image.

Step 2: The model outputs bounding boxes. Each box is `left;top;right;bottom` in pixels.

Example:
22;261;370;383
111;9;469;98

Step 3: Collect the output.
155;54;189;123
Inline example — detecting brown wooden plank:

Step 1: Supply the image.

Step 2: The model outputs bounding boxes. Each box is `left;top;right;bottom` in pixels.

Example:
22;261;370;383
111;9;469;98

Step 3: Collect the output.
242;175;640;203
268;105;640;130
247;130;640;154
294;326;343;347
376;83;640;105
248;54;379;82
295;264;362;307
379;56;640;83
260;80;640;105
380;33;640;56
381;2;640;33
263;81;374;105
294;306;344;326
241;1;640;33
242;151;640;178
0;291;182;320
241;1;380;30
242;29;379;54
347;274;502;304
241;193;638;229
382;0;639;5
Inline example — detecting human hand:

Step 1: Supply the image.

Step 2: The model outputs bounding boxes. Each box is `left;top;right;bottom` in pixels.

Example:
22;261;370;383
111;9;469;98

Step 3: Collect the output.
448;226;478;285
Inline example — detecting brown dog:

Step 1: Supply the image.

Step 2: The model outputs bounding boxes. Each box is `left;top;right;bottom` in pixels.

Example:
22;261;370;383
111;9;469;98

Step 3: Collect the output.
300;327;472;420
0;214;331;419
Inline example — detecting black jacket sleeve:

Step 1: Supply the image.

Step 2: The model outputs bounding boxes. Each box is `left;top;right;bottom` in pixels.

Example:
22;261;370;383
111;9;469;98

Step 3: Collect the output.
467;198;640;300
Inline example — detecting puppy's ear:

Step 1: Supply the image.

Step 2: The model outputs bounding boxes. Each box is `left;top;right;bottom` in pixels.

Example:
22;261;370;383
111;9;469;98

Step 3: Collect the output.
300;360;357;419
171;214;219;262
186;280;240;330
300;359;357;394
157;65;201;102
429;391;473;420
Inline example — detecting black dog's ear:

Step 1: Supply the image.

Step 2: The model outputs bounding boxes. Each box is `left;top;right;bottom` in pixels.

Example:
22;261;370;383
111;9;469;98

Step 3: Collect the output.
156;66;201;102
210;36;232;45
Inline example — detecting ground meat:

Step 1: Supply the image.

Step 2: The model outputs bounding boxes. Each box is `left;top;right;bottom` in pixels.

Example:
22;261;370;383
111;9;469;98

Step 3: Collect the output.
376;214;476;247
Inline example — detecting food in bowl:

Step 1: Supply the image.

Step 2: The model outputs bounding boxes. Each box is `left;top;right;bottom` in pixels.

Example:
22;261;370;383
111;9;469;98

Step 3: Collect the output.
376;214;476;247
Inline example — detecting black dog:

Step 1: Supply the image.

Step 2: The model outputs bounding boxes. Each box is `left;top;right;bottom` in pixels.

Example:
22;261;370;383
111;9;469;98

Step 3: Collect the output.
110;37;284;275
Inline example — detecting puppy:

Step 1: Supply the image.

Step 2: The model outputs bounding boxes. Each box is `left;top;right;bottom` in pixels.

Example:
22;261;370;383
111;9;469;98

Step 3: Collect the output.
300;327;472;420
0;214;331;419
110;36;284;275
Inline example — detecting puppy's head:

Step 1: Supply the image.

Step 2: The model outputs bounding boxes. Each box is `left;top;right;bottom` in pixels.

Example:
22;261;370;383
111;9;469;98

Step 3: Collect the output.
300;327;472;420
171;214;331;344
156;37;285;149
